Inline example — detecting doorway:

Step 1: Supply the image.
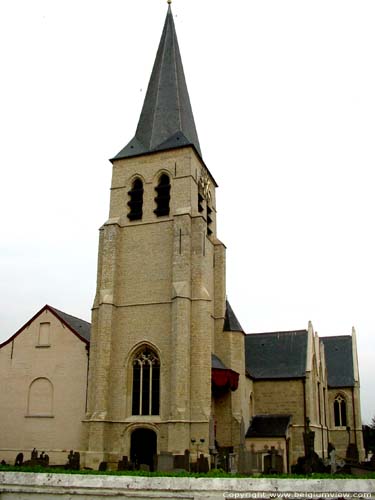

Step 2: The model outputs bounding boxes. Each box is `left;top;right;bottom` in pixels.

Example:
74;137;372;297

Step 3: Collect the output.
130;428;157;471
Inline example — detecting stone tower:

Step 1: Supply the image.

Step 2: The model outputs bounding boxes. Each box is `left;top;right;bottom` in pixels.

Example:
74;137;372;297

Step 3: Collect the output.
84;5;246;469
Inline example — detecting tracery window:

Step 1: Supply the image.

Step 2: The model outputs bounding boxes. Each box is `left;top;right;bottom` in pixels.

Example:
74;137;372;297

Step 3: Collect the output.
132;347;160;416
154;174;171;217
334;394;347;427
127;178;144;220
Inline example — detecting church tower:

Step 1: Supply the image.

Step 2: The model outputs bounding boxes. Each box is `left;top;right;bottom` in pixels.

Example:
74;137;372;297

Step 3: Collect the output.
84;4;246;469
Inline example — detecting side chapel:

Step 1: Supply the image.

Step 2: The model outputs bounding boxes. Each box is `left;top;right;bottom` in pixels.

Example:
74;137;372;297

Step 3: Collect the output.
0;4;364;473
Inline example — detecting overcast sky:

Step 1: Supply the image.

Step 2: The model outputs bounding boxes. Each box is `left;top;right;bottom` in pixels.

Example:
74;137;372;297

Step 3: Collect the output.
0;0;374;424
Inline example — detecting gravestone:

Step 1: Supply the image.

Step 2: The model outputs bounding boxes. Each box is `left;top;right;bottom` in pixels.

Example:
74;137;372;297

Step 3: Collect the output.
173;450;190;471
197;453;209;473
66;450;80;470
264;447;283;474
98;461;107;471
157;452;174;472
117;456;130;471
14;453;24;466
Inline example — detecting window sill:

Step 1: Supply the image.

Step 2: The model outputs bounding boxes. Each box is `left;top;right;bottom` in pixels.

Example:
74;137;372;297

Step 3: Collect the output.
125;415;161;423
35;344;51;348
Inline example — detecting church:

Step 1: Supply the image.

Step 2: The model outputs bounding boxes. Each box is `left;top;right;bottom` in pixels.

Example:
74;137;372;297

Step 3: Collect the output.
0;4;364;473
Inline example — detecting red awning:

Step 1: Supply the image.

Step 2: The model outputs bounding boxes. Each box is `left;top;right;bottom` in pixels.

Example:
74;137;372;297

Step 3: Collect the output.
212;368;239;392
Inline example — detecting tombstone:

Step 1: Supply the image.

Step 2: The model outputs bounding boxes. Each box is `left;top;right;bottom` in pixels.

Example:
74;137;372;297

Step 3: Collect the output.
157;452;174;472
229;453;238;474
264;446;283;474
346;443;359;464
30;448;38;466
98;461;107;471
66;450;80;470
39;452;49;467
14;453;24;466
1;460;7;466
173;450;190;471
293;425;325;474
197;453;209;473
184;449;190;471
117;456;129;471
329;448;337;474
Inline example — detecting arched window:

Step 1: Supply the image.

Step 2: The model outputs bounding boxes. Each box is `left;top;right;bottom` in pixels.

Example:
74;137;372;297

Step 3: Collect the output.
132;347;160;416
334;394;347;427
127;178;143;220
154;174;171;217
27;378;53;416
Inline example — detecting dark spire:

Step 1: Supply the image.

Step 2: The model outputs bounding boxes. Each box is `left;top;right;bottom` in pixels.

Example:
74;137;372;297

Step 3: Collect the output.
113;5;202;161
224;300;245;333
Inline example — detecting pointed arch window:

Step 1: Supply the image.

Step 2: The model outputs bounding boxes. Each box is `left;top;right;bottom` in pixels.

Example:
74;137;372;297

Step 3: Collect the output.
154;174;171;217
127;178;144;220
334;394;347;427
132;347;160;416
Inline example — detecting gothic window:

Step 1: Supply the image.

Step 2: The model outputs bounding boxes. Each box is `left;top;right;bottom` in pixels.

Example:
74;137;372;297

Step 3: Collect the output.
27;378;53;417
154;174;171;217
127;178;143;220
132;347;160;416
334;394;347;427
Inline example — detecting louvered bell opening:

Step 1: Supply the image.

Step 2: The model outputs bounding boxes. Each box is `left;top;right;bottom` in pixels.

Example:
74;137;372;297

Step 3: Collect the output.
207;205;213;236
198;193;204;213
127;180;144;221
154;175;171;217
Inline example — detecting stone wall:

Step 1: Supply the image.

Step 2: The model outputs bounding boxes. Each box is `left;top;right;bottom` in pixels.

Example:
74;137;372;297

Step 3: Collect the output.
0;472;374;500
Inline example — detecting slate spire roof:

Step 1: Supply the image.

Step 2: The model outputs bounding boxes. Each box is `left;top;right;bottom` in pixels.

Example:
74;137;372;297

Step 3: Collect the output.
113;5;202;161
224;300;244;333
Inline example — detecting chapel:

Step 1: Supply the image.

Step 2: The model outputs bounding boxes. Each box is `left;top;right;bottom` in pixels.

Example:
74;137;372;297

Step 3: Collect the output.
0;4;364;473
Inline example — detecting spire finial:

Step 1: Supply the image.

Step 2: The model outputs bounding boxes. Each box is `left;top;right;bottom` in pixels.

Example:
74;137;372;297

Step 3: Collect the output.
167;0;172;4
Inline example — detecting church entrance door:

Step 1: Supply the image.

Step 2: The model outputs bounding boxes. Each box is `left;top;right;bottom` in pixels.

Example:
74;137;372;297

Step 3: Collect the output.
130;428;157;471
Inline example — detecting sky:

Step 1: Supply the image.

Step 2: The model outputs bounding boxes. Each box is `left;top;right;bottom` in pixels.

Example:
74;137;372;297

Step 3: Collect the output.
0;0;374;424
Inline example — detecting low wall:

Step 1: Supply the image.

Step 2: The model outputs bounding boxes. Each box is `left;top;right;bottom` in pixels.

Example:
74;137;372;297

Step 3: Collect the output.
0;471;374;500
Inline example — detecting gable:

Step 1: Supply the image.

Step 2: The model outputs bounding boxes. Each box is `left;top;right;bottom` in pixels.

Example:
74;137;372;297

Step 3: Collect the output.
0;305;90;350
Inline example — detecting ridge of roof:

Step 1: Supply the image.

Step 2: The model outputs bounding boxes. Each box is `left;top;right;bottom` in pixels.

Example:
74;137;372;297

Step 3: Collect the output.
248;329;308;336
113;6;201;162
320;334;351;339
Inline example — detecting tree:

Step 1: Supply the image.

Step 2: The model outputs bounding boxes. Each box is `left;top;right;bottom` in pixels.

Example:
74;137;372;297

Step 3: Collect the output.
363;417;375;457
